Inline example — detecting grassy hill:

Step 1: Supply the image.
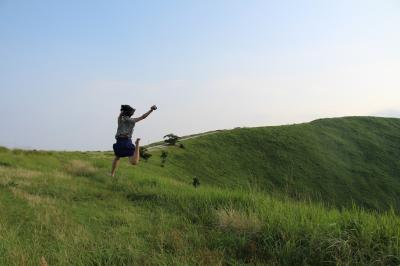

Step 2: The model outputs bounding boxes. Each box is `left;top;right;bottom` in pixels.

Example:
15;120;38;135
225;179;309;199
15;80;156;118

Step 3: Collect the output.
163;116;400;211
0;116;400;265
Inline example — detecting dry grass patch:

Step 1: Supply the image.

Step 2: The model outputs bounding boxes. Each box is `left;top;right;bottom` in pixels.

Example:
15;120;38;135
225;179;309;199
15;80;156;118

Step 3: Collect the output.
8;248;29;266
0;167;39;188
64;160;97;177
52;171;72;180
12;179;31;187
0;176;13;187
195;249;225;266
40;256;48;266
216;208;262;234
10;188;54;206
0;166;41;179
163;229;186;253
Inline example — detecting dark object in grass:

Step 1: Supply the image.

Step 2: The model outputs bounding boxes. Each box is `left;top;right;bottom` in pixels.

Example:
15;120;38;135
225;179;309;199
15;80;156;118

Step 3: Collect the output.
139;147;152;161
192;177;200;188
0;161;11;167
161;151;168;165
179;143;185;149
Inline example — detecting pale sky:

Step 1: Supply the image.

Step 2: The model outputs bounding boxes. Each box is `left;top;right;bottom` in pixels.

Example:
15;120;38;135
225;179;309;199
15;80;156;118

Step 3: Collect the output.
0;0;399;150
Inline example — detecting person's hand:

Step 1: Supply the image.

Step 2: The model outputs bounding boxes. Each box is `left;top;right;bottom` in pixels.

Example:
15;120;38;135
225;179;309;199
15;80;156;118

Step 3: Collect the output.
151;105;157;111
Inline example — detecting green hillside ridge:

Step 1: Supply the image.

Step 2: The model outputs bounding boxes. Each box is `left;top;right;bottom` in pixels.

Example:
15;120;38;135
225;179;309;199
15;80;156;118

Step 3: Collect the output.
0;116;399;265
163;116;400;211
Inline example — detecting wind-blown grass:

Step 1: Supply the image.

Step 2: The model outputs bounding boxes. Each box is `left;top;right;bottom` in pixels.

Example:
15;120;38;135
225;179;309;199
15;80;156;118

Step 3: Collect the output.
163;116;400;212
1;164;399;265
0;116;400;265
64;160;97;177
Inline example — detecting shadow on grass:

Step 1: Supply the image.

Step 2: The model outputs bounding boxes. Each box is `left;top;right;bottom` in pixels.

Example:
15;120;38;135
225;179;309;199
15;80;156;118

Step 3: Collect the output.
0;161;12;167
126;192;160;203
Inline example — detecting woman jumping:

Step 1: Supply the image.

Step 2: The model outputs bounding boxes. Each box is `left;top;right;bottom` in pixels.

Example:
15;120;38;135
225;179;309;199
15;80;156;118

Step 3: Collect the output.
111;104;157;177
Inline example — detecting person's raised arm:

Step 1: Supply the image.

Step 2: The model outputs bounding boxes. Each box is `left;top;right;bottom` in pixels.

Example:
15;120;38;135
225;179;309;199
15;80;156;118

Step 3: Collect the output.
133;105;157;123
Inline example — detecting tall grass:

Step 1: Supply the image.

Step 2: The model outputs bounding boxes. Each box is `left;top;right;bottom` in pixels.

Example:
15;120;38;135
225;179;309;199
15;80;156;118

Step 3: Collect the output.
166;116;400;212
1;117;400;264
63;160;97;177
0;159;399;265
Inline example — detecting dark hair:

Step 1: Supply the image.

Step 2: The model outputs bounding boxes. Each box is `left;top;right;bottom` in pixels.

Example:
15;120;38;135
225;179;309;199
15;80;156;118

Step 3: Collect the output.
120;105;135;117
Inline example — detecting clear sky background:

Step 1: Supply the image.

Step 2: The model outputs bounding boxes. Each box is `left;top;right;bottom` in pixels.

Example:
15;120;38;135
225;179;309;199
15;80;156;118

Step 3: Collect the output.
1;0;399;150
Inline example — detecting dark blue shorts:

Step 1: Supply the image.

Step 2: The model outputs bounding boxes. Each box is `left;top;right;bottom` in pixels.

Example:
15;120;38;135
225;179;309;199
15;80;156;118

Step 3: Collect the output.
113;138;135;158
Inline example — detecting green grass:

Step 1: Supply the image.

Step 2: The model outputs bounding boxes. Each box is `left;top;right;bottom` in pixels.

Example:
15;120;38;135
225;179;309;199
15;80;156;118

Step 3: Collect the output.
0;116;400;265
165;116;400;211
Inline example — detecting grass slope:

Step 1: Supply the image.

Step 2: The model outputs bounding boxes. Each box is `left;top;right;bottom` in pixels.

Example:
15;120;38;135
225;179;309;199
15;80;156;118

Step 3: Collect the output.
0;116;399;265
165;116;400;211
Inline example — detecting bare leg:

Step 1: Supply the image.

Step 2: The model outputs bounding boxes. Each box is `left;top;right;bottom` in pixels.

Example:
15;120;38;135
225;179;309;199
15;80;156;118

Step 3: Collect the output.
111;157;120;177
129;138;141;165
